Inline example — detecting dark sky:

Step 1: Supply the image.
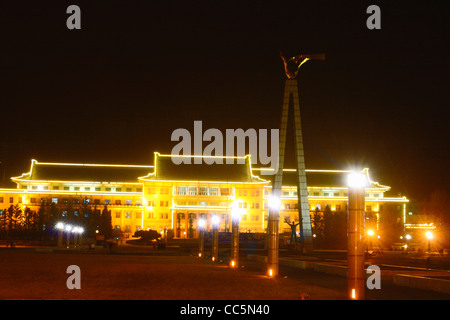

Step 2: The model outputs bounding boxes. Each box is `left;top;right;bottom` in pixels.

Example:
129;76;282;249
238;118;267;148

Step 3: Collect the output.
1;1;448;202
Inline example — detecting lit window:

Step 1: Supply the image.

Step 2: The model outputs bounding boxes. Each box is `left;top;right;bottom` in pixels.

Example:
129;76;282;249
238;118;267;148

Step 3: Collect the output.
177;187;187;195
199;187;209;196
189;187;198;195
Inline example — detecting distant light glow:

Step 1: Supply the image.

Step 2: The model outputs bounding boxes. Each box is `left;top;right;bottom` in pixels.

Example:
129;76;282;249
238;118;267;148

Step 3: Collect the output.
426;231;433;240
367;230;374;236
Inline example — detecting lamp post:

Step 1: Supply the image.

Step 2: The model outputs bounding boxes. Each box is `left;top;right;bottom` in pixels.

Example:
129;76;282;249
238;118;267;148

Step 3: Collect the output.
347;172;368;300
211;215;220;262
65;224;72;248
230;206;242;269
56;222;64;249
77;227;84;248
426;231;433;253
267;195;281;277
198;218;206;258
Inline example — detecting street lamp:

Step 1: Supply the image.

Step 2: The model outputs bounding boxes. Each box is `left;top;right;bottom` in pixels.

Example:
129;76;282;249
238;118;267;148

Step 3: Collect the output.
56;222;64;248
267;195;281;277
230;205;243;269
211;215;220;262
347;171;369;300
64;224;72;248
426;231;433;253
198;218;206;258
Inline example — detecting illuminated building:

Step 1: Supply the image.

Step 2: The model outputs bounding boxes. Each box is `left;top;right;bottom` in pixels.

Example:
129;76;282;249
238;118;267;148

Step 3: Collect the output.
0;153;415;239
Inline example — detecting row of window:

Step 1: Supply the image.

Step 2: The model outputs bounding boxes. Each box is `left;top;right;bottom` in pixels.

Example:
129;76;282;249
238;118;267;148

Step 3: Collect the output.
113;212;169;220
20;186;143;192
264;190;382;198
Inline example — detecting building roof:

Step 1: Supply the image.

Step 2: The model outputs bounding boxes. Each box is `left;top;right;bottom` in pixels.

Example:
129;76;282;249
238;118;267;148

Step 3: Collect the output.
11;160;153;183
139;153;268;183
252;168;390;190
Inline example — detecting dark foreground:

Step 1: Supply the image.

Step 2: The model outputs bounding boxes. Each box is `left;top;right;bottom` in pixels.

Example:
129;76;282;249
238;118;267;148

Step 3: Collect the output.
0;247;449;301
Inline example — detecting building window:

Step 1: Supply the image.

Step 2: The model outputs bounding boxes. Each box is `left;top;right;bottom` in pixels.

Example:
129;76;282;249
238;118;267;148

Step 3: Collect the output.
210;187;220;196
189;187;198;195
115;200;121;205
333;192;340;197
147;188;156;194
136;200;142;206
0;197;3;203
74;187;80;191
336;205;341;211
126;200;132;206
53;186;59;190
95;187;101;192
126;188;132;192
32;186;37;190
160;188;169;194
199;187;209;196
105;200;111;205
83;198;90;204
125;212;131;219
115;212;121;218
136;188;142;192
177;187;187;195
220;188;230;196
136;212;142;219
52;198;58;204
116;188;122;192
84;187;90;191
94;199;100;205
105;187;111;192
64;186;70;191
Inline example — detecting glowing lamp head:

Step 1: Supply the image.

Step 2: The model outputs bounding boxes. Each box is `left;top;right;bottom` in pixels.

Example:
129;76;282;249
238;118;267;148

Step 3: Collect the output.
367;230;374;236
78;227;84;234
56;222;64;230
347;172;369;188
198;218;206;230
405;234;412;240
268;196;281;211
230;260;235;268
65;225;72;232
268;269;273;277
211;215;220;226
231;209;242;222
426;231;433;240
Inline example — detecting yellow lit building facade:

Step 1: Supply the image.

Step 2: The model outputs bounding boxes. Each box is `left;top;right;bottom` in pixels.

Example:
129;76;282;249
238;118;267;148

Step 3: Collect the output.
0;152;419;240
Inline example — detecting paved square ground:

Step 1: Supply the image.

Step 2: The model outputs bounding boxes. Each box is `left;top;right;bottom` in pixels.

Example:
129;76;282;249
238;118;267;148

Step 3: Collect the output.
0;250;345;300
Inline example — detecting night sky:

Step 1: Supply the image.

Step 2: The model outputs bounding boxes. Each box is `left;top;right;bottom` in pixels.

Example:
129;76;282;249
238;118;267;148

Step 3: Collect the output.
1;1;448;202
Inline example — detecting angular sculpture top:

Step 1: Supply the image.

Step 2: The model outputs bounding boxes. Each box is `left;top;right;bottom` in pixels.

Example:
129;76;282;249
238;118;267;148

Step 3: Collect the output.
280;52;326;79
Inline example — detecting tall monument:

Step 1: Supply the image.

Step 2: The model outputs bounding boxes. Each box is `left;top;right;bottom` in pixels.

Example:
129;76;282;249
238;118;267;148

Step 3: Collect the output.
267;52;325;276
